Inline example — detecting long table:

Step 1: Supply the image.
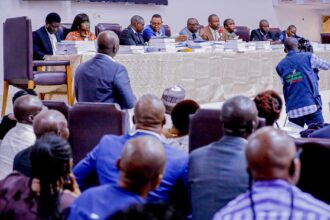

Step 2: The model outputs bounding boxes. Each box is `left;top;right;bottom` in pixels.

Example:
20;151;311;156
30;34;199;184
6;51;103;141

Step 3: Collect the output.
41;51;330;104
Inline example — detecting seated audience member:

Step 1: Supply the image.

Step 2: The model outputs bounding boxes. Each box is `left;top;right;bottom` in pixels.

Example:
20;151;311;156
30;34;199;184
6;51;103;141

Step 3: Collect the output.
120;15;146;46
75;31;136;109
109;203;184;220
0;134;79;219
213;127;330;219
201;14;225;41
73;94;189;215
142;14;166;42
161;86;185;129
0;95;43;179
179;18;202;41
68;136;166;220
250;19;278;42
307;124;330;138
13;110;69;177
189;96;258;220
163;100;200;152
161;86;186;114
65;13;96;41
279;25;301;43
33;12;63;60
254;90;282;127
223;18;238;40
0;89;37;140
300;122;328;137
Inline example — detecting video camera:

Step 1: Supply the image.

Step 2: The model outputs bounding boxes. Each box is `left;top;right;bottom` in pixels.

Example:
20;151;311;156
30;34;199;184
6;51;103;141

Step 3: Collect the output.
298;37;313;53
297;37;319;73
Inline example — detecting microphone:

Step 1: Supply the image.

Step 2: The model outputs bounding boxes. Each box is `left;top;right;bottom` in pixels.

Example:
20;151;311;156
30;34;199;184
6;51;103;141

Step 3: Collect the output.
218;27;224;40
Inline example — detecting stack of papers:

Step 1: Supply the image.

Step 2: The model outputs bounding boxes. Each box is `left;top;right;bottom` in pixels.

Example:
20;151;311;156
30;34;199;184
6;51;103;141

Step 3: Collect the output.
271;44;285;51
246;42;257;51
149;37;177;52
211;41;225;52
56;41;96;55
187;40;212;48
118;46;145;54
255;41;272;50
225;39;247;52
193;46;213;52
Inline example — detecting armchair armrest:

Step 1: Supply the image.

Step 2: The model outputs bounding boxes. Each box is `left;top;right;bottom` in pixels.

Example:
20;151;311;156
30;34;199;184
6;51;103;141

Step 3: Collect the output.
33;60;70;67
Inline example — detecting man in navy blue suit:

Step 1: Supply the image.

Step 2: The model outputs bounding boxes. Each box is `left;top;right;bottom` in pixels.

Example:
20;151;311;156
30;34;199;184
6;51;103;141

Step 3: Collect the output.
33;12;62;60
120;15;146;46
74;31;136;109
73;94;190;216
250;19;278;42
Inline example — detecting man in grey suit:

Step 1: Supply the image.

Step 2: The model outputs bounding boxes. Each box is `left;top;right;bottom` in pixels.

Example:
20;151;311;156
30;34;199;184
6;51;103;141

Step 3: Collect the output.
179;18;202;41
189;96;258;220
75;31;136;109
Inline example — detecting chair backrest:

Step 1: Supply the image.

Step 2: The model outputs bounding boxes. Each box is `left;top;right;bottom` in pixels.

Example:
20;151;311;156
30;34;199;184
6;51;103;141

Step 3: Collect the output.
189;108;266;153
321;33;330;44
68;102;127;165
295;138;330;204
163;24;171;37
58;23;71;40
269;27;281;37
95;23;122;37
4;16;33;83
42;100;71;120
235;26;250;42
189;109;223;153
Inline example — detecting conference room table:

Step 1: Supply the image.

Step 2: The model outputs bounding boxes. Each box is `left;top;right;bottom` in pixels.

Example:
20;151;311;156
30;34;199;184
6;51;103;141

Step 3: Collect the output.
41;50;330;104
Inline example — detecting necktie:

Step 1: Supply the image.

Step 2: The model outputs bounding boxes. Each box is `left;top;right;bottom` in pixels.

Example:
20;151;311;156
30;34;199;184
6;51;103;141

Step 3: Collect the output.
262;33;268;41
135;33;142;44
192;33;196;40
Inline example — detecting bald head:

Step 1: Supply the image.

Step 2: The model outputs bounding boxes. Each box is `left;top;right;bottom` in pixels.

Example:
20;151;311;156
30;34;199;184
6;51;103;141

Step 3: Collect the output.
284;37;299;52
33;110;69;139
246;127;299;182
13;95;43;124
97;31;119;57
133;94;166;133
117;136;165;196
221;96;258;138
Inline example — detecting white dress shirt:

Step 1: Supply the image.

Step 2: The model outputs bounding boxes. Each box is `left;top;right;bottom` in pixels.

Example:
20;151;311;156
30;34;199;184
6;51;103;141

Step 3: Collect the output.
0;123;36;179
46;27;58;53
209;27;220;40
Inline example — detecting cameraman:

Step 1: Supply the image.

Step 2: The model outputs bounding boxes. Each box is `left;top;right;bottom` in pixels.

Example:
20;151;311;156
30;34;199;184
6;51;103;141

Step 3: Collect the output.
276;37;330;127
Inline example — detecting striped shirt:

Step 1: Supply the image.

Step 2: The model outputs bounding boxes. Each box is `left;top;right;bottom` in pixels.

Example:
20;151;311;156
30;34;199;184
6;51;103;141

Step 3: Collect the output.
288;54;330;118
213;179;330;220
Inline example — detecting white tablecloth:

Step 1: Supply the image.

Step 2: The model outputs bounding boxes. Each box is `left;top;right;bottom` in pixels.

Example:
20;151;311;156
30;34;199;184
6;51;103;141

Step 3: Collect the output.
41;51;330;104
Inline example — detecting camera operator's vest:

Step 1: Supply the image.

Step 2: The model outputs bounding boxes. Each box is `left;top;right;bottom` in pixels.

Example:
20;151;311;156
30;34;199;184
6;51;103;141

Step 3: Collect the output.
276;51;321;113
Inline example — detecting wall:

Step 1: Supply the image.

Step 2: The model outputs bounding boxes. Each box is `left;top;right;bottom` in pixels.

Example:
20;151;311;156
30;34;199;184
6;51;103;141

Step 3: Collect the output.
0;0;324;97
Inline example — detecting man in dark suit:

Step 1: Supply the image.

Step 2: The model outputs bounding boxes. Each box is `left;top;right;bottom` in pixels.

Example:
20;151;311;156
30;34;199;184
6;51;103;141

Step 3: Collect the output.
250;19;278;42
33;12;62;60
74;30;136;109
189;96;258;220
120;15;146;46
